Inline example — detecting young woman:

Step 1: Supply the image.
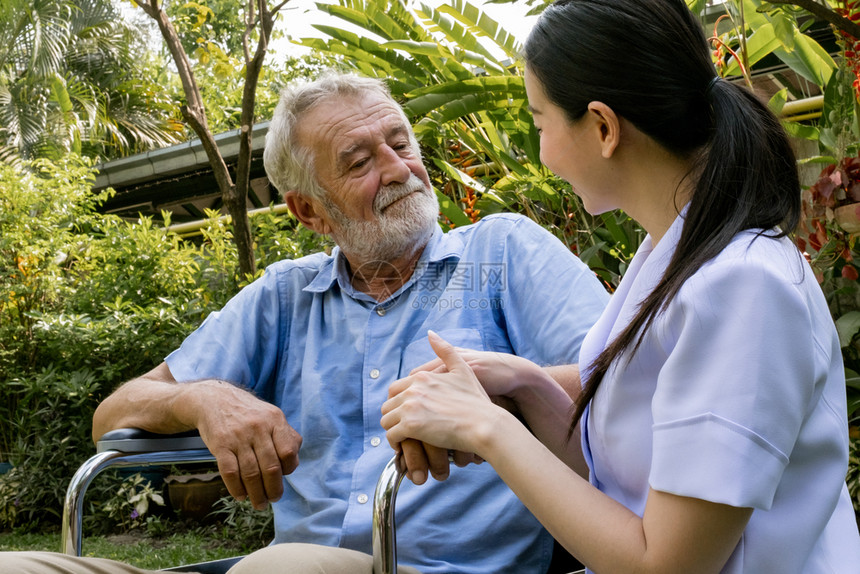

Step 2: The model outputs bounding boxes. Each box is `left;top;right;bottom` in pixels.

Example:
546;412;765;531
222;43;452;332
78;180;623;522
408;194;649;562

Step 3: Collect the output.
382;0;860;572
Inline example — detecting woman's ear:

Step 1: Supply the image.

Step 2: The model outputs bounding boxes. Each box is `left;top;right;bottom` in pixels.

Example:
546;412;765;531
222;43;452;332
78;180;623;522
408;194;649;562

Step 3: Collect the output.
285;190;332;235
586;102;621;159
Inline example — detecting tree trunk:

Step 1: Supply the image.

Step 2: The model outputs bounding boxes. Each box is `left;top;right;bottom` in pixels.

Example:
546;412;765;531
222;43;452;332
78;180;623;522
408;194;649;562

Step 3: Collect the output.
132;0;288;278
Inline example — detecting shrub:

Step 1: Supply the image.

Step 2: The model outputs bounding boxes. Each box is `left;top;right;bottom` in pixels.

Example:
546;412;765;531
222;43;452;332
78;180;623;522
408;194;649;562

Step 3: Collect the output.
0;156;328;532
102;473;166;531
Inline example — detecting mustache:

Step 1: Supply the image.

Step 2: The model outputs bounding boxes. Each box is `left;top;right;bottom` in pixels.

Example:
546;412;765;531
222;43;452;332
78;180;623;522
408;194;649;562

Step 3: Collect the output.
374;174;429;212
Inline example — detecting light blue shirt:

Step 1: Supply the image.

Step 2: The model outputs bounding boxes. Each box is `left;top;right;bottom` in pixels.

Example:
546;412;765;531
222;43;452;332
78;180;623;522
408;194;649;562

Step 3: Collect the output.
167;213;609;574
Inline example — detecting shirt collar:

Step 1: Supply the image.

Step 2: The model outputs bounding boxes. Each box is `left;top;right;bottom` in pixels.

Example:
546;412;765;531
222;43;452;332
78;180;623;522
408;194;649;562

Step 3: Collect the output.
303;224;464;296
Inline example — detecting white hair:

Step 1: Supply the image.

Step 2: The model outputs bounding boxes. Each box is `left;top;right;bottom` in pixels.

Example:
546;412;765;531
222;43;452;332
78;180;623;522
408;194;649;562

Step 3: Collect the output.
263;71;420;202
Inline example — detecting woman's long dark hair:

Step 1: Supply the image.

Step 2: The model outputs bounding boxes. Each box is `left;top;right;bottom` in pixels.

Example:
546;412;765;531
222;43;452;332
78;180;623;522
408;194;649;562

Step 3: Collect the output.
522;0;801;430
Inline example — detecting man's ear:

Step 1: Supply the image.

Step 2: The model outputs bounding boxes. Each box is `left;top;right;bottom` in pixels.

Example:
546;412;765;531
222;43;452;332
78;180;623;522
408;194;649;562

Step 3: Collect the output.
284;190;331;235
586;101;621;159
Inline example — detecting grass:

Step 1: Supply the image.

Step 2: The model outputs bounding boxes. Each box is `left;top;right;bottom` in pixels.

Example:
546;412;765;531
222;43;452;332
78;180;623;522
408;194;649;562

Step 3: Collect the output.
0;472;273;569
0;528;247;570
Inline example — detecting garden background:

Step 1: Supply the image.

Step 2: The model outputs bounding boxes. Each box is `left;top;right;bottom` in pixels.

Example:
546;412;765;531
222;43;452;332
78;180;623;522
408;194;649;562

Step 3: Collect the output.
1;0;859;568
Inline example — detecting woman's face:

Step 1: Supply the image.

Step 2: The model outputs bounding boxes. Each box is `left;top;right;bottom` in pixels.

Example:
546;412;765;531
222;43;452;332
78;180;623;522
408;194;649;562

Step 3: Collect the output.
524;67;617;215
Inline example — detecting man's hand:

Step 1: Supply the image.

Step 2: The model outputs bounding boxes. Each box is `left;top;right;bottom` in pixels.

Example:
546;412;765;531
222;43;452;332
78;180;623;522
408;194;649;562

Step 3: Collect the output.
92;363;302;512
176;381;302;510
397;438;482;485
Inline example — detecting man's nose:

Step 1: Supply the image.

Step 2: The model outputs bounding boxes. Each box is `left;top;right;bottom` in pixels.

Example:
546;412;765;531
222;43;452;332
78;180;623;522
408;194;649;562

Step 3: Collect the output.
378;145;411;186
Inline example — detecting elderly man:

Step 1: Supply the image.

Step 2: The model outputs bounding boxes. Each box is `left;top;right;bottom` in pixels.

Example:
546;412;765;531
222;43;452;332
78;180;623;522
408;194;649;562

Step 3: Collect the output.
7;72;607;573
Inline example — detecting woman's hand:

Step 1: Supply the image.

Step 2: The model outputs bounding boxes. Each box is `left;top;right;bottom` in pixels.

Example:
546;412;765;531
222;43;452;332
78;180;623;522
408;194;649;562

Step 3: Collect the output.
409;345;545;407
382;331;506;483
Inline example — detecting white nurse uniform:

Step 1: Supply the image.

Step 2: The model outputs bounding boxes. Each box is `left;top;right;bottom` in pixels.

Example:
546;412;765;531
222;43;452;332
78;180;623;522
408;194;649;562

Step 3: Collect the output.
578;210;860;573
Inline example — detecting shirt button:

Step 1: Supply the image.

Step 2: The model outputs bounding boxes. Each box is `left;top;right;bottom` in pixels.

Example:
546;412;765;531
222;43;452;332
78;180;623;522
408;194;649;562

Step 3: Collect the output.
369;368;380;379
357;493;369;504
376;307;386;316
370;436;381;447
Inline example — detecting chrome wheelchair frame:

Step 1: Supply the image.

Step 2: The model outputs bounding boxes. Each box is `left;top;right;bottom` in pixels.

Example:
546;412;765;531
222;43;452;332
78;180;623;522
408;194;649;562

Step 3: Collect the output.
61;428;405;574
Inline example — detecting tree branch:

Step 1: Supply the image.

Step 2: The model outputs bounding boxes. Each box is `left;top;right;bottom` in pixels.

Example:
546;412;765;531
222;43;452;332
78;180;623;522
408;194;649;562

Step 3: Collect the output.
132;0;255;274
767;0;860;41
132;0;208;129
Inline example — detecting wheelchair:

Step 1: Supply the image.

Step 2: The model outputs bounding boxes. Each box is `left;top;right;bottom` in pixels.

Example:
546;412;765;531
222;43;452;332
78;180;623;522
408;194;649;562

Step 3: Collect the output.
62;429;584;574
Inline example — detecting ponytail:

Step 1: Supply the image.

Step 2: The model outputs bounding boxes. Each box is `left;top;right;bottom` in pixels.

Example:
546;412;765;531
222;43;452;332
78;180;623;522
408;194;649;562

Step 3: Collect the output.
570;78;800;429
521;0;800;431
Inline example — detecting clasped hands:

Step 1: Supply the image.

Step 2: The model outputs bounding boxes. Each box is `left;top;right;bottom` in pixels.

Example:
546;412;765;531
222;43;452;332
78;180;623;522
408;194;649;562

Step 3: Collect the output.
381;330;539;485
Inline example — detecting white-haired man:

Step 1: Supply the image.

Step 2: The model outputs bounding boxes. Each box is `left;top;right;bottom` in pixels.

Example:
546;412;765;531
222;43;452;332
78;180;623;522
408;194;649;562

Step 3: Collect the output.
7;73;607;573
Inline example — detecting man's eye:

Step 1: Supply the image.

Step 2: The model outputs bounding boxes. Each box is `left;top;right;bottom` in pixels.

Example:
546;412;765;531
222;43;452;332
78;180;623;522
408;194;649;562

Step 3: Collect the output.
350;158;369;170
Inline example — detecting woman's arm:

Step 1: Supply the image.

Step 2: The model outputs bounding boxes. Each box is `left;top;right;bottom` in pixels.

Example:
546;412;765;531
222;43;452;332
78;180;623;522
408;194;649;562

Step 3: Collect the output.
482;409;751;574
382;332;752;574
406;348;586;473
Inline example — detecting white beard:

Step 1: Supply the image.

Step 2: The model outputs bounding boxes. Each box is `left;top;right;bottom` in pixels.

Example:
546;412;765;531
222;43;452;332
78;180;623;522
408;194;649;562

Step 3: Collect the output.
323;174;439;263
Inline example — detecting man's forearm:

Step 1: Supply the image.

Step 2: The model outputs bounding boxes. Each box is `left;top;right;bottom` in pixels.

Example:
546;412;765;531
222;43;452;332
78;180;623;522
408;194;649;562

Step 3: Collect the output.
91;362;197;442
94;361;303;508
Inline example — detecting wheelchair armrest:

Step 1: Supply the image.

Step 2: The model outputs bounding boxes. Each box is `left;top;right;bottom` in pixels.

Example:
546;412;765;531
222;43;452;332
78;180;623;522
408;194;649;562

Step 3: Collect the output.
63;428;215;557
69;431;407;574
97;427;208;453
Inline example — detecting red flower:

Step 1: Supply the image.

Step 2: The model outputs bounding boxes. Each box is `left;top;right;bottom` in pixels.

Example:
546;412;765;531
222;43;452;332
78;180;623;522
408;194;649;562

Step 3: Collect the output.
809;155;860;208
843;265;859;281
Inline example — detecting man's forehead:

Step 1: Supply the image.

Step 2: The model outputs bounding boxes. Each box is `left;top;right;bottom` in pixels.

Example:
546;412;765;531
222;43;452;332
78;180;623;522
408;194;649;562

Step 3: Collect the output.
303;94;407;145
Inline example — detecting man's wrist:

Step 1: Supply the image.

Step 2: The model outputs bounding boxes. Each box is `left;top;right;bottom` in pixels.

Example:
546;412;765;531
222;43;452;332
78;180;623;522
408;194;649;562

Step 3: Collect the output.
170;379;228;428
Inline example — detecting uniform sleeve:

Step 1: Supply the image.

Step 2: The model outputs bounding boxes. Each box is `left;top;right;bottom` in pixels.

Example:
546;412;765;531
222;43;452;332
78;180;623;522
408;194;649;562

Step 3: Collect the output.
165;264;286;395
500;216;609;365
649;255;818;510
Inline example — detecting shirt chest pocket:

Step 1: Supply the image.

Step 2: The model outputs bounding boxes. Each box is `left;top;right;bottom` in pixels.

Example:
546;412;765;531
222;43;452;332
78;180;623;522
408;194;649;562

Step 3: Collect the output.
399;328;485;377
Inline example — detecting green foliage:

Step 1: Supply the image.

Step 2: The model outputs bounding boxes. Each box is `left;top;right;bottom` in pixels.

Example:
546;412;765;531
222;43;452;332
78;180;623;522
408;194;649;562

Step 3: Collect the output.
0;157;214;394
209;496;274;552
0;0;182;162
251;208;334;274
0;155;327;532
149;0;336;136
168;0;265;59
848;432;860;525
154;49;333;136
102;474;165;531
0;368;103;530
